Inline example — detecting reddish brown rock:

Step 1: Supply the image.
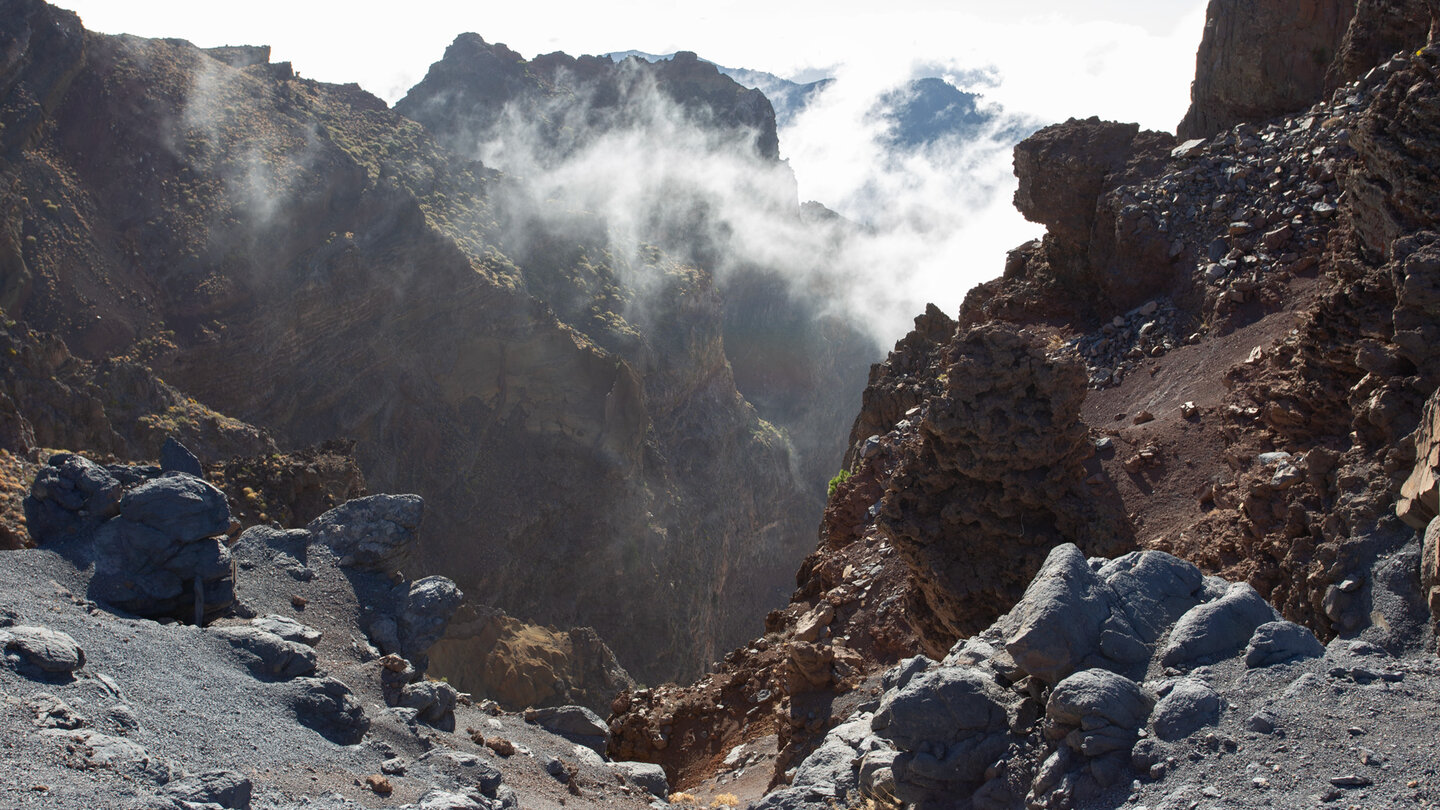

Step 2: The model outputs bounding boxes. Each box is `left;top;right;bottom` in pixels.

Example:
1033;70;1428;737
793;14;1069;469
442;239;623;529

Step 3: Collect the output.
1178;0;1354;139
876;324;1133;656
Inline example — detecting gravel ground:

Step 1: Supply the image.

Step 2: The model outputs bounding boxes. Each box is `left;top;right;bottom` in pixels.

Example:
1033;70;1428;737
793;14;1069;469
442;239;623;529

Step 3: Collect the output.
0;535;664;810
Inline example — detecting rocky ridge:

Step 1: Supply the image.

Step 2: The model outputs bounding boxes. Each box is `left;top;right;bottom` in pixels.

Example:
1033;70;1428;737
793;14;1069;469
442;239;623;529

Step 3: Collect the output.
607;1;1440;806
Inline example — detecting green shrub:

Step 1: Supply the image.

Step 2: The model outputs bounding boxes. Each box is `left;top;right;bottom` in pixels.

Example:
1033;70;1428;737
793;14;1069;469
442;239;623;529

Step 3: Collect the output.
827;469;852;498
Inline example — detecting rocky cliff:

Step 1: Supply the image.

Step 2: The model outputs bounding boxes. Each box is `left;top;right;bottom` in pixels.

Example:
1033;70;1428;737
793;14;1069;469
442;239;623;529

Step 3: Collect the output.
609;1;1440;805
0;0;856;686
1178;0;1438;138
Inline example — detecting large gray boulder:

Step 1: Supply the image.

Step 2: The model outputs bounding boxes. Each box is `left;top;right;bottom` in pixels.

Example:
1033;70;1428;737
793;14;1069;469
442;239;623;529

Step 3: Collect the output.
1;625;85;674
1098;550;1207;643
399;679;459;731
398;575;464;661
610;761;668;797
871;666;1015;803
1002;544;1115;684
1161;582;1279;669
117;474;230;541
1046;668;1153;731
23;453;122;542
250;615;322;647
306;494;424;574
289;676;369;744
1245;620;1325;668
164;769;252;809
528;705;609;754
1151;679;1221;740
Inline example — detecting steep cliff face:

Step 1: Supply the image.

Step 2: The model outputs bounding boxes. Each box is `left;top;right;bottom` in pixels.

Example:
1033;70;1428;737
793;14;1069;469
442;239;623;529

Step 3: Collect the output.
0;1;830;684
1178;0;1437;139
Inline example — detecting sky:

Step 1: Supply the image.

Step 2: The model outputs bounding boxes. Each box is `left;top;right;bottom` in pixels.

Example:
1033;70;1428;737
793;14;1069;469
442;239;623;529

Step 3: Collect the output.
55;1;1212;342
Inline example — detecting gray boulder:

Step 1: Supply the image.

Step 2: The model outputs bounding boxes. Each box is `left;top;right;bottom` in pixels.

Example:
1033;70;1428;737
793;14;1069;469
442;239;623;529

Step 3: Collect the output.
1245;620;1325;668
212;626;317;679
529;705;610;753
1046;668;1152;731
871;666;1014;802
1151;679;1221;740
1160;582;1278;669
23;453;122;542
251;615;323;647
1;625;85;674
418;790;485;810
610;761;668;797
1098;550;1206;643
290;676;369;744
159;436;204;477
164;769;253;809
398;575;464;661
399;679;459;730
306;494;424;574
118;474;230;541
1002;544;1114;684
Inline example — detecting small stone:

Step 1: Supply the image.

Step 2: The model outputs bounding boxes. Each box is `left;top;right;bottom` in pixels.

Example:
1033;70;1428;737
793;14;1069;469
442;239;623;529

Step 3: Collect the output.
365;774;393;795
1329;774;1372;787
1133;411;1155;425
1181;402;1198;419
290;595;308;609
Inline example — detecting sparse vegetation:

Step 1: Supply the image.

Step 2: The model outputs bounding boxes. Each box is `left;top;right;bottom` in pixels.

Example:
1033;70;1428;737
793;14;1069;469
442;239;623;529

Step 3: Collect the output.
827;468;852;497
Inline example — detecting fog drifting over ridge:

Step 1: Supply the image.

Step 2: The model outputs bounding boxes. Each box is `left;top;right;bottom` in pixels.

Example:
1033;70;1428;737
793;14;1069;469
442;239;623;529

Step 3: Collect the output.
59;0;1210;342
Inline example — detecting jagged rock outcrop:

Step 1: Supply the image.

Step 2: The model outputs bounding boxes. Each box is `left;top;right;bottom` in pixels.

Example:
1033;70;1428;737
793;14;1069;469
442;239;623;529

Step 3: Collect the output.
877;324;1133;657
993;118;1178;320
1344;47;1440;258
1178;0;1355;140
1178;0;1438;139
24;453;237;621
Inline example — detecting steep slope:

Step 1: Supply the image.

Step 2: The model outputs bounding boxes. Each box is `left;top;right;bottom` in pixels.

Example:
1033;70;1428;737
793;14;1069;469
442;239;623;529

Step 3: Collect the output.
0;1;829;684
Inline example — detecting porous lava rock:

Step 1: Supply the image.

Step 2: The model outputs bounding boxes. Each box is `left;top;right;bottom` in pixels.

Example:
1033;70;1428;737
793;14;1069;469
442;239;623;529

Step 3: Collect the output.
876;323;1133;656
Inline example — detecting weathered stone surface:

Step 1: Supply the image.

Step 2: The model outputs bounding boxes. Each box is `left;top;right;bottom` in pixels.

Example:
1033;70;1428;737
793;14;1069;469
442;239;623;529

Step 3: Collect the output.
306;494;424;575
1346;51;1440;260
1046;668;1153;731
1161;583;1279;668
1;625;85;673
212;626;318;680
1003;545;1114;685
610;761;668;797
1245;621;1326;667
164;769;253;809
1178;0;1354;139
251;615;322;647
159;436;204;477
1399;389;1440;529
398;575;463;661
289;676;369;745
1151;679;1220;740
